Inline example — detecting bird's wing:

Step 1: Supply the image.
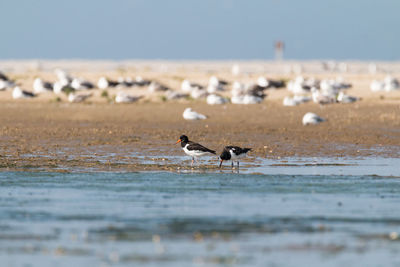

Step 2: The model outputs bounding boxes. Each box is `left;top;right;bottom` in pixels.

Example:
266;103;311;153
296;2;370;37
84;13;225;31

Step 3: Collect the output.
187;142;215;154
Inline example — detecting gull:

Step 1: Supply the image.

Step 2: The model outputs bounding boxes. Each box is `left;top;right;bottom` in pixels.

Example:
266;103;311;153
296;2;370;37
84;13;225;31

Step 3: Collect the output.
71;78;94;90
181;79;203;93
183;108;207;120
0;71;10;82
134;76;152;87
232;82;246;97
190;87;208;99
283;95;311;106
283;96;300;106
311;87;336;105
0;71;15;90
68;93;92;103
257;77;269;88
165;90;189;100
206;94;229;105
337;91;360;103
12;86;36;99
207;76;228;93
54;68;73;86
148;82;169;93
117;77;140;87
207;83;224;94
287;80;311;95
209;76;228;87
33;78;53;93
384;76;400;92
53;81;74;95
115;92;143;103
231;94;263;104
370;80;384;92
257;77;285;89
242;94;263;104
97;77;119;89
0;79;15;91
302;112;325;125
231;82;265;104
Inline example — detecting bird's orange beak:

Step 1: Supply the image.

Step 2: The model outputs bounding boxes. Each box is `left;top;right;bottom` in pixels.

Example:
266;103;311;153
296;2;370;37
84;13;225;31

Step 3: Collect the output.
175;139;182;144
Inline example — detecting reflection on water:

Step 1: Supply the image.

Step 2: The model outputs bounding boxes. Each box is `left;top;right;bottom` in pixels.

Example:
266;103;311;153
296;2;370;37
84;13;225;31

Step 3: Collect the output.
1;169;400;266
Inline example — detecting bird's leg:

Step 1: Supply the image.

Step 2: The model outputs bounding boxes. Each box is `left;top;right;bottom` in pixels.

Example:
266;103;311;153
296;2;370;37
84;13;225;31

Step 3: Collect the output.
231;161;234;169
237;161;240;169
191;157;194;167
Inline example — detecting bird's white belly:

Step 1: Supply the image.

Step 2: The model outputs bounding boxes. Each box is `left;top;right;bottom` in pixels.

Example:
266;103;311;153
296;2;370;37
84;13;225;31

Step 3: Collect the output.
230;151;246;161
183;145;209;157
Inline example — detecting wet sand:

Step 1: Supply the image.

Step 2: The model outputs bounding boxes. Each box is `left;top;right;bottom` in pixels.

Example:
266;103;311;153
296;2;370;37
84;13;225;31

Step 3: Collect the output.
0;98;399;172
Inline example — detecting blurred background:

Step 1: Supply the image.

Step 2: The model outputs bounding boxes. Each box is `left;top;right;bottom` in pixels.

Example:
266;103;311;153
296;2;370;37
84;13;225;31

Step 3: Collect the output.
1;0;399;60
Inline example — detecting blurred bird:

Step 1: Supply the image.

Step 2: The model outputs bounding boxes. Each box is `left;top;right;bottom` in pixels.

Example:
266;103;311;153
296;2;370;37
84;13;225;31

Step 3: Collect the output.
183;108;207;120
115;92;143;103
97;77;119;89
13;86;36;99
302;112;325;125
68;93;92;103
206;94;229;105
181;79;203;93
33;78;53;93
148;82;169;93
337;91;360;103
71;78;94;90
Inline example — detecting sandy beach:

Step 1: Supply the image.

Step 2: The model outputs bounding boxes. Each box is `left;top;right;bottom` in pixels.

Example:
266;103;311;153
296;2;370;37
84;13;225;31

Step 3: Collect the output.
0;60;399;172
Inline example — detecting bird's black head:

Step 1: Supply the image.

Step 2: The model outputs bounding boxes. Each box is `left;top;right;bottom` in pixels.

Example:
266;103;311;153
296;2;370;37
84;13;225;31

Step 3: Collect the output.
179;135;189;142
219;149;231;168
175;135;189;145
219;149;231;160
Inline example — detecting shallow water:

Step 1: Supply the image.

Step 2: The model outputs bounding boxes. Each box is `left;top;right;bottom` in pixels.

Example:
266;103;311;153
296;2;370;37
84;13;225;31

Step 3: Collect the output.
1;161;400;266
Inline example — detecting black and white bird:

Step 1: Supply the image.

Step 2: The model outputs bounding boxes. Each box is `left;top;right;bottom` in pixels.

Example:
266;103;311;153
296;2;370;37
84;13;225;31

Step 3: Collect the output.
175;135;216;166
12;86;36;99
219;146;252;169
97;77;119;89
33;78;53;93
71;78;94;90
0;71;15;90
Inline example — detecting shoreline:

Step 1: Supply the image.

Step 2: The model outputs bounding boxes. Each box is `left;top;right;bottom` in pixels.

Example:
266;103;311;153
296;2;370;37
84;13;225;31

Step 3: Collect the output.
0;100;398;172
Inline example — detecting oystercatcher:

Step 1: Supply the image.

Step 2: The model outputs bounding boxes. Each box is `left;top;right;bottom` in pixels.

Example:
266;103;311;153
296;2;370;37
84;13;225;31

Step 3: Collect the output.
175;135;216;166
219;146;252;169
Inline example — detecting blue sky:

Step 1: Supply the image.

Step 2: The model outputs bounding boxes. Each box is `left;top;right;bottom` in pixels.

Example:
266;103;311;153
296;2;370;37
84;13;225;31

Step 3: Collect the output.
0;0;398;60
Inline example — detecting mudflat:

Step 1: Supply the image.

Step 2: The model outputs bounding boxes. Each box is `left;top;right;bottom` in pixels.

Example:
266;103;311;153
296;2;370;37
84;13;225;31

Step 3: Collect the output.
0;99;398;172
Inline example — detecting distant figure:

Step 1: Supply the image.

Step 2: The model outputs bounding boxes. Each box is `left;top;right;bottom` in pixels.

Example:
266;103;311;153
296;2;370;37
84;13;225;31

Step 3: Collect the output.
206;94;229;105
68;93;92;103
302;112;325;126
13;86;35;99
115;92;142;103
182;108;207;120
275;41;284;61
231;64;240;76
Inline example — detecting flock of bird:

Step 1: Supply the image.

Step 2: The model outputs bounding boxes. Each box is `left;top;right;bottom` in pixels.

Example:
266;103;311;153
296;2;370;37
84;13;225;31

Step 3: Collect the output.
0;67;397;126
180;74;363;126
